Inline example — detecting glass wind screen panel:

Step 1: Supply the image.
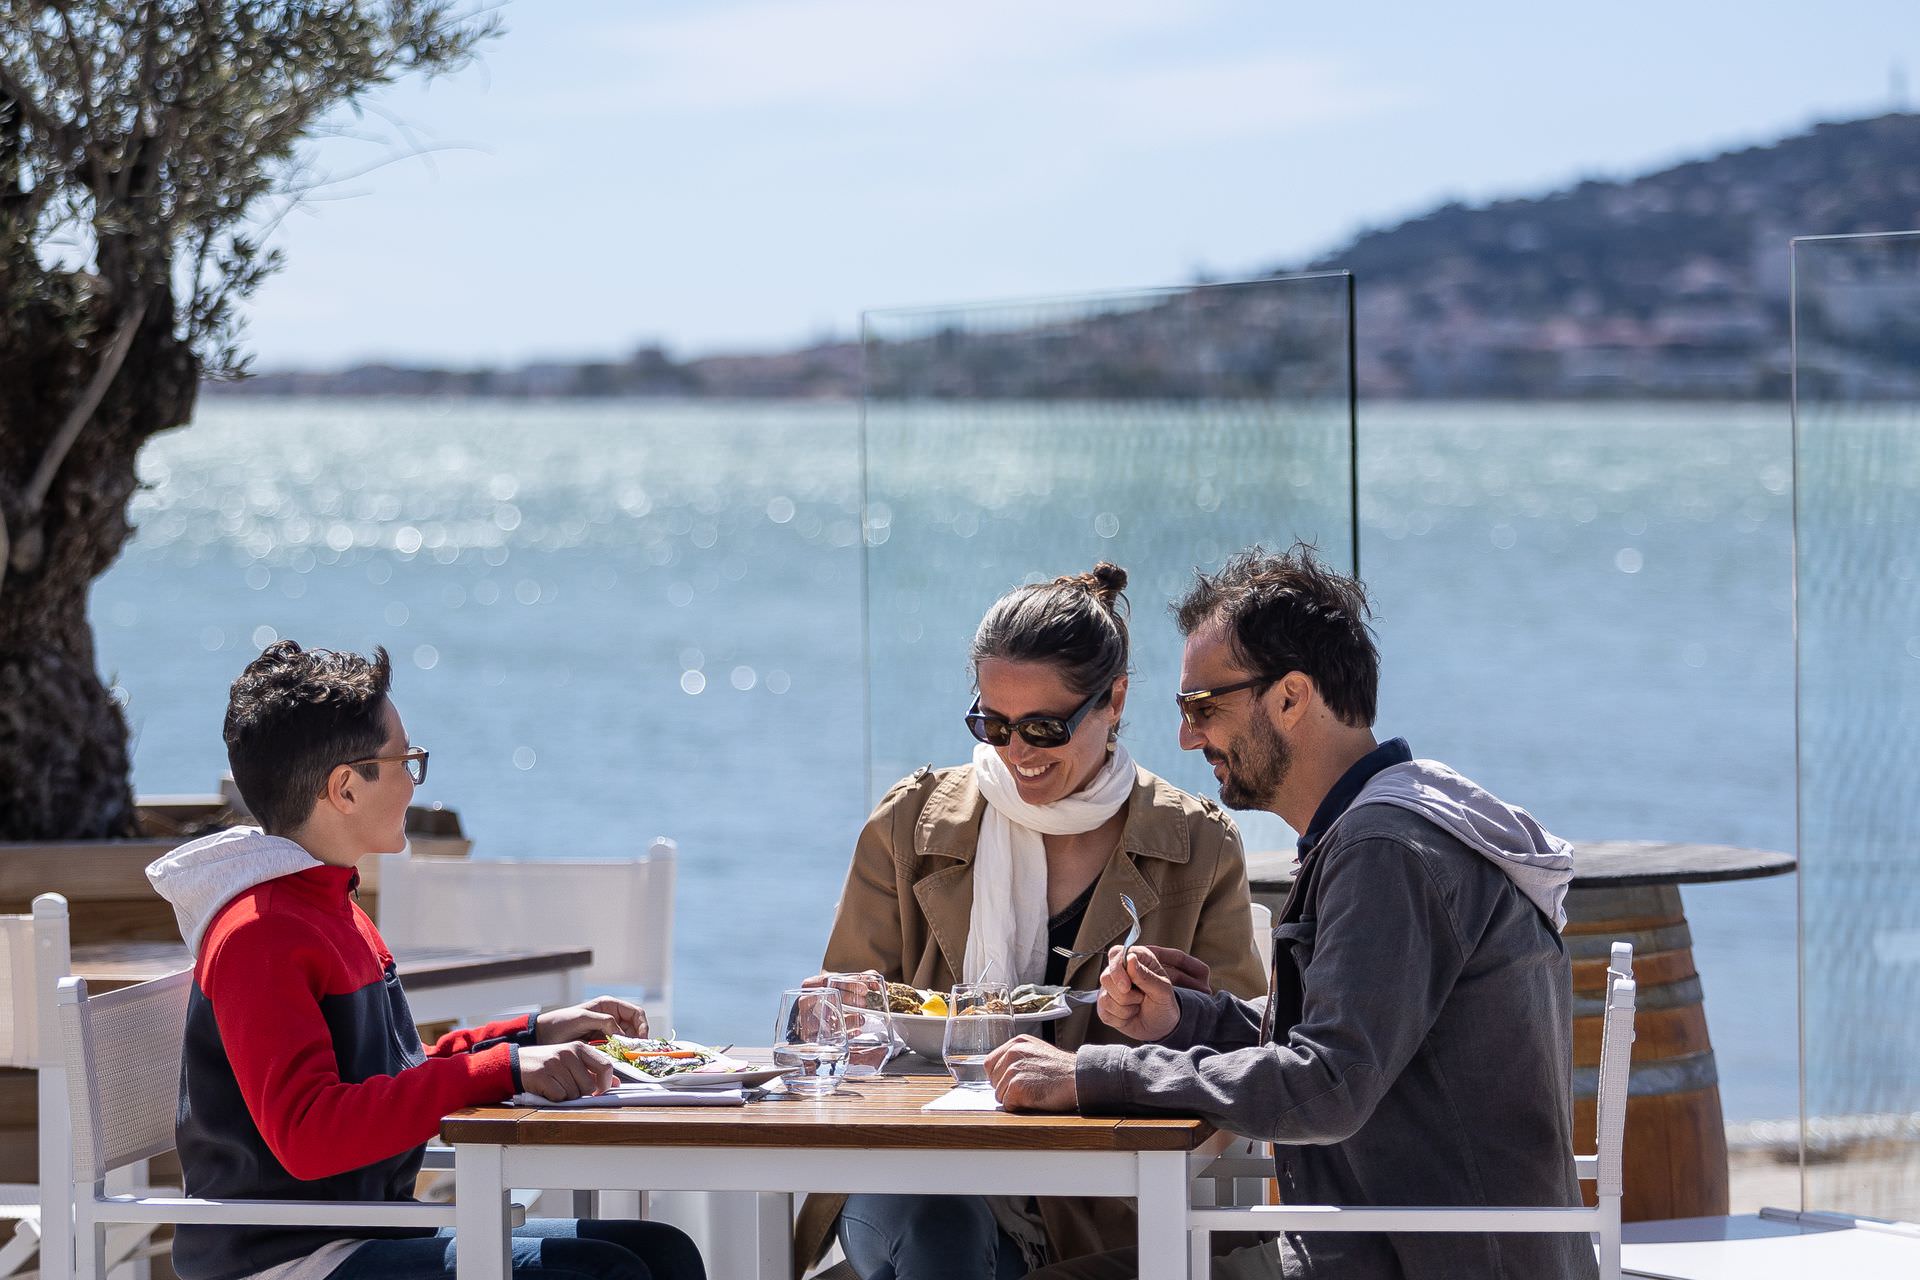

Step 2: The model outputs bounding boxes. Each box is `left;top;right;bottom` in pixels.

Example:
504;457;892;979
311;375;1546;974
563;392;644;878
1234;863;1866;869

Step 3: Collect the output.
1793;231;1920;1221
861;275;1354;856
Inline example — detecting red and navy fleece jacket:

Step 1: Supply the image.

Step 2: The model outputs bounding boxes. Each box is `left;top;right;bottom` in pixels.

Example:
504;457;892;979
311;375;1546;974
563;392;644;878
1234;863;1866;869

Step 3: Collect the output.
174;863;537;1280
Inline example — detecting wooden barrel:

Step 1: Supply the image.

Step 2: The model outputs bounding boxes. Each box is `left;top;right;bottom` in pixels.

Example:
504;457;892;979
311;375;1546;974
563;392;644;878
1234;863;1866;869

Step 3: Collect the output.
1564;883;1729;1221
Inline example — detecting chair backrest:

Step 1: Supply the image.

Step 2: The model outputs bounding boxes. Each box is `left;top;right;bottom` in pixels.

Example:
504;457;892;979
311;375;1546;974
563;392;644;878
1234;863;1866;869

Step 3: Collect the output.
1249;902;1274;974
377;840;676;1003
1593;942;1637;1199
56;971;192;1185
1;894;72;1069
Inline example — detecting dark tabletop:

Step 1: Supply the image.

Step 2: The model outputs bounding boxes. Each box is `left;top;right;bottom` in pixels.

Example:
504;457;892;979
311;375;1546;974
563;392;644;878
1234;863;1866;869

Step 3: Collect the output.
72;941;593;992
1244;840;1795;891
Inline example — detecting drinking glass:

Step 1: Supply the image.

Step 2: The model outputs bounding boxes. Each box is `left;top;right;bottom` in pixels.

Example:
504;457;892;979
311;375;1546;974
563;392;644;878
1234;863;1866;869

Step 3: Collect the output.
942;981;1013;1090
773;987;847;1097
825;970;895;1078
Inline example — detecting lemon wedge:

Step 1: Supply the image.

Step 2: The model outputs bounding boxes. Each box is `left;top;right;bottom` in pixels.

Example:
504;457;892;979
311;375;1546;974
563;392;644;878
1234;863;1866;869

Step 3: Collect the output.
920;993;949;1017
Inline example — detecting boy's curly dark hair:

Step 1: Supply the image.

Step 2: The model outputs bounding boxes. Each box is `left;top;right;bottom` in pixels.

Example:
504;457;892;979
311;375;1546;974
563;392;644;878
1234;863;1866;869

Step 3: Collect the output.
1173;543;1380;728
223;641;393;834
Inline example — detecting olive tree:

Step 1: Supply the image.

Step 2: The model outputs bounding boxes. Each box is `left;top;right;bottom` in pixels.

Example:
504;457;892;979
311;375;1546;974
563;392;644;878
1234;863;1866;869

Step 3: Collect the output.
0;3;493;839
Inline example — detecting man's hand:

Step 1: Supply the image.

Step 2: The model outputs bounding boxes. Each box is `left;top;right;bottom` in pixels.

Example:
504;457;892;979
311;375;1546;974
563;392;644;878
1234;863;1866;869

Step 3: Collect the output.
1097;945;1182;1042
984;1035;1078;1112
517;1043;615;1101
534;996;648;1045
1133;944;1212;993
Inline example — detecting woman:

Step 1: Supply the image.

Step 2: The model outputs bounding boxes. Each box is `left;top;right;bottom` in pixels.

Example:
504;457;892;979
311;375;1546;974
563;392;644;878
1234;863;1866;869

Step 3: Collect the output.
794;563;1266;1280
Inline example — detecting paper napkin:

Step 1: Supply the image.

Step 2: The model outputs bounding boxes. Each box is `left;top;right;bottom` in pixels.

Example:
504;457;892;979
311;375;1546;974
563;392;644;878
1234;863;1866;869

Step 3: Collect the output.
921;1087;1005;1112
511;1084;745;1108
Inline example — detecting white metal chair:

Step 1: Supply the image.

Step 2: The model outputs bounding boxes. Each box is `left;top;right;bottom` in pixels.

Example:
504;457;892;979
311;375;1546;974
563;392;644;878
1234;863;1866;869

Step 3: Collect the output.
9;894;183;1280
377;840;678;1029
0;893;69;1278
1190;941;1637;1280
54;970;525;1280
1248;902;1273;974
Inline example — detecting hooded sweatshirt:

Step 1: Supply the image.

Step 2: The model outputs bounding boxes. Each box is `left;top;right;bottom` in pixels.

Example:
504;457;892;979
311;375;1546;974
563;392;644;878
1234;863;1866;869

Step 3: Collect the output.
1077;755;1596;1280
147;830;536;1280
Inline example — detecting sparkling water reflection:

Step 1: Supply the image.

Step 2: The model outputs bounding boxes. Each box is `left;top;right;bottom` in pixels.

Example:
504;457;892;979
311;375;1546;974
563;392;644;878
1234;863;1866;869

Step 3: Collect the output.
95;399;1800;1123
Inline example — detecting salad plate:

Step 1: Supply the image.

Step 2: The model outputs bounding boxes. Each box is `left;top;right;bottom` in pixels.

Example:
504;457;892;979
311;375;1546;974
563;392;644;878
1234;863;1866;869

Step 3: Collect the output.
588;1036;794;1090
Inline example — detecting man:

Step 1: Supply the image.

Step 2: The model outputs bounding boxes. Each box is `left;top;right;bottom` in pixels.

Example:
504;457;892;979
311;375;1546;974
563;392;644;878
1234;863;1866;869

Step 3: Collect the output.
985;544;1597;1280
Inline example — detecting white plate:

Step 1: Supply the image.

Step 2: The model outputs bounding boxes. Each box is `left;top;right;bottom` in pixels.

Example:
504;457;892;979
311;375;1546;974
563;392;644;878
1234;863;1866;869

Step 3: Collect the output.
889;1003;1073;1059
589;1041;793;1090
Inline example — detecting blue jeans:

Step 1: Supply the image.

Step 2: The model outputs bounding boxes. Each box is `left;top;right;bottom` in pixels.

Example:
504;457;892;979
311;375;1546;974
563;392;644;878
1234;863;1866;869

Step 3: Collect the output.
328;1217;705;1280
837;1194;1029;1280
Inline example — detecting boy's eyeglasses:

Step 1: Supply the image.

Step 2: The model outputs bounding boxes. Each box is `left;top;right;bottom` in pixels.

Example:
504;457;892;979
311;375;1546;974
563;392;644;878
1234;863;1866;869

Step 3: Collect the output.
965;687;1111;750
1176;677;1279;728
342;747;429;785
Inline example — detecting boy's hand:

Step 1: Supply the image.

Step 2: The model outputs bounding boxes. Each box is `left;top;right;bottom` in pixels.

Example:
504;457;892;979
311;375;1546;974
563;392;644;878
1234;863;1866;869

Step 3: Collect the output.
517;1043;615;1101
1097;945;1182;1042
534;996;648;1044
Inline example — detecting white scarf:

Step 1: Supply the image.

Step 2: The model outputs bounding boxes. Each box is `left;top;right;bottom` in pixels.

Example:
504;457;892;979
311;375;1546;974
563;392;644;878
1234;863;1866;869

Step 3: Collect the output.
964;740;1137;985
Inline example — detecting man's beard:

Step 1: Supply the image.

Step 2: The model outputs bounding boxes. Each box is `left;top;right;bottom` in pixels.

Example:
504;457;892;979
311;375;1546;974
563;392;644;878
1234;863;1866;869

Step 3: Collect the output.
1211;711;1291;811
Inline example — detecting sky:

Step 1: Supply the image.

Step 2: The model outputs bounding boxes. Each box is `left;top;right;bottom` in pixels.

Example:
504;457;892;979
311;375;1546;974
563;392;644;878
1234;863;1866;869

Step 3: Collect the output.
238;0;1920;370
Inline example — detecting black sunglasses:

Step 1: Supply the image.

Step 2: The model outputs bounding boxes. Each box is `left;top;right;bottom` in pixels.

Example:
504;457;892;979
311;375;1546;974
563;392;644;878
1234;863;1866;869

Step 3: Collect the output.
1176;676;1281;727
966;687;1112;750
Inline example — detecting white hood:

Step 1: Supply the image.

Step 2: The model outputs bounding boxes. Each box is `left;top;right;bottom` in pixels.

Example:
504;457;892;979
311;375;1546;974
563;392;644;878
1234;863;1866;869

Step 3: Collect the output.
145;827;326;957
1336;758;1574;931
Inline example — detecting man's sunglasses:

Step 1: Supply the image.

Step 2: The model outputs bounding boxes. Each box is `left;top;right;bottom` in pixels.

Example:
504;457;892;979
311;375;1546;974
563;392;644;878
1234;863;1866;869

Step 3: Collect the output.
341;746;429;785
1176;676;1281;727
966;687;1112;750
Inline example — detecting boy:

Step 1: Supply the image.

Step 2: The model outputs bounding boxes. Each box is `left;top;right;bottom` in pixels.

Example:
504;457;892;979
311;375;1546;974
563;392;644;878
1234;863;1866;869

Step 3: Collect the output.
147;640;703;1280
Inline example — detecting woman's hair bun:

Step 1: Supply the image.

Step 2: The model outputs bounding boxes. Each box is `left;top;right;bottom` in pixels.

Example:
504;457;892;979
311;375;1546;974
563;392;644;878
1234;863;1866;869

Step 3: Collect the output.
1087;561;1128;597
1054;561;1127;612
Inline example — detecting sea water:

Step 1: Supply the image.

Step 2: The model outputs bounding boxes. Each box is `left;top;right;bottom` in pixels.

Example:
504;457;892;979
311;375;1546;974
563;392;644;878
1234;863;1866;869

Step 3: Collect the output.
94;398;1809;1122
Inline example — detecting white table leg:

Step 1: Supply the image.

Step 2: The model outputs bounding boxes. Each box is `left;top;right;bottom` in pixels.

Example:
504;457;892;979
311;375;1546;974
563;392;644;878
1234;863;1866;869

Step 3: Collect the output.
753;1192;793;1280
649;1190;792;1280
1137;1150;1191;1280
454;1144;511;1280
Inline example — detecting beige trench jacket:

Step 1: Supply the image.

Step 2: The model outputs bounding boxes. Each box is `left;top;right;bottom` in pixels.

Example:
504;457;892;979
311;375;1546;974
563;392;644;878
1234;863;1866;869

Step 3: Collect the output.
794;762;1267;1274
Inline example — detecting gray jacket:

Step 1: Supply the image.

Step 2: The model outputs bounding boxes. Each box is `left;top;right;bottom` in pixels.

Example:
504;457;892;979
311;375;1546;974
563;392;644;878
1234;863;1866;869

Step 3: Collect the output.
1076;760;1598;1280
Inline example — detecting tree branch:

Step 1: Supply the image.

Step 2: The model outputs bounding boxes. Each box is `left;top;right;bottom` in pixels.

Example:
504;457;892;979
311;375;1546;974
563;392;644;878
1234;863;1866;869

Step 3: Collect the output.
0;59;63;144
16;293;149;539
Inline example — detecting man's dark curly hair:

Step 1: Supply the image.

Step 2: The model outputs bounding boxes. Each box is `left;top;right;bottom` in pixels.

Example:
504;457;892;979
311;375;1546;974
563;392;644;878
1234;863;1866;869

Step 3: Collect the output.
1173;542;1380;728
223;641;393;834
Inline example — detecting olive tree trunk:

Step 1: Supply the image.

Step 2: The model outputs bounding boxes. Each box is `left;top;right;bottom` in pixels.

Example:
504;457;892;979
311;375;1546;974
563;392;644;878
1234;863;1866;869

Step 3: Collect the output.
0;292;196;840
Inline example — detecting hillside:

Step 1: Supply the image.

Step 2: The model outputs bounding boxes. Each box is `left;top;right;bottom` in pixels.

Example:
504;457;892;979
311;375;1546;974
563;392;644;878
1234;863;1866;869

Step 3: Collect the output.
1320;112;1920;397
213;113;1920;400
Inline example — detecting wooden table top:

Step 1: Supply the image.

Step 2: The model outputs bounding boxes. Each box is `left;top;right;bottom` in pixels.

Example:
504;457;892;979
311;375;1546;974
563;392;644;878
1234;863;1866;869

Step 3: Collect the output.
442;1071;1213;1153
1245;839;1796;891
71;941;594;992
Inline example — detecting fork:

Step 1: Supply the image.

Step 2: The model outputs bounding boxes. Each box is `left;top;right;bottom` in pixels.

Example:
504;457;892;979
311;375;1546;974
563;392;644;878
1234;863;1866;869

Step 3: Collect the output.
1051;892;1144;962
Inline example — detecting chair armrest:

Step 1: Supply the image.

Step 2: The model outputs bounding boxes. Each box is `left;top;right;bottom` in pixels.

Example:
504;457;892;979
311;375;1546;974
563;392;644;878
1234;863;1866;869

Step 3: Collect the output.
1189;1205;1598;1235
1575;1155;1598;1180
93;1195;526;1229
